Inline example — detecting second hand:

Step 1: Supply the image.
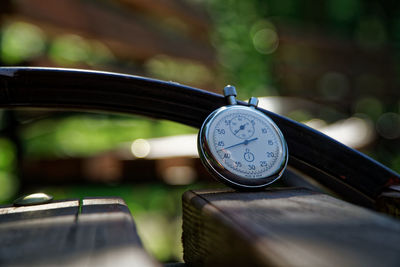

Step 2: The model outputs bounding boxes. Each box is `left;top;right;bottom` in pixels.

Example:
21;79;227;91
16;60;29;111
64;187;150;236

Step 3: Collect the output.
218;137;258;152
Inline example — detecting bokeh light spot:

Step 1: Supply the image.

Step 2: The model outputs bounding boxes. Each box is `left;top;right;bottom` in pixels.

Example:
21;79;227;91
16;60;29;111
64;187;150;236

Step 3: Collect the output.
0;21;46;64
87;40;115;66
356;17;386;49
376;112;400;139
252;28;279;55
131;139;151;158
49;34;91;65
354;97;383;120
318;72;349;100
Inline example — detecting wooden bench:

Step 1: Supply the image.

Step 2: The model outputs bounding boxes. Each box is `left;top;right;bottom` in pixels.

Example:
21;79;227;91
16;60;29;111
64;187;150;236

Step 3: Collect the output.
182;188;400;267
1;190;400;266
0;197;159;266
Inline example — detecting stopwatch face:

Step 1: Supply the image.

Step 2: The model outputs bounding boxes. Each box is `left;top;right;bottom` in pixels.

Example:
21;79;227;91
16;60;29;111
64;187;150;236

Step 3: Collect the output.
198;105;288;189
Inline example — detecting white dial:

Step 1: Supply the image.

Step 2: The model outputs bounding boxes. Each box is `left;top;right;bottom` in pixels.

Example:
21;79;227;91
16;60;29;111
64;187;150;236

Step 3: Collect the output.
207;107;285;179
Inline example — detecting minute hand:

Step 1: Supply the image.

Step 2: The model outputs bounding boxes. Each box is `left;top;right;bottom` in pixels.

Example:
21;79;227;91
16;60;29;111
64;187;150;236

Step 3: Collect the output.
219;137;258;151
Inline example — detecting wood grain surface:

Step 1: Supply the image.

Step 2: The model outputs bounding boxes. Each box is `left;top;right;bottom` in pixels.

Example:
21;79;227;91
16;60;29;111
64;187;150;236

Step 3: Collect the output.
182;188;400;267
0;197;159;266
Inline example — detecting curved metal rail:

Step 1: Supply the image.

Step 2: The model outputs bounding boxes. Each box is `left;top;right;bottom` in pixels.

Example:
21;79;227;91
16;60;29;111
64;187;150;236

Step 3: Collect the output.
0;67;399;208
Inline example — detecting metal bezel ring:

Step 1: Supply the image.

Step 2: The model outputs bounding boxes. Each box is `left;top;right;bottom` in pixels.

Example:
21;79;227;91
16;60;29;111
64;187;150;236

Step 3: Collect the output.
198;105;288;190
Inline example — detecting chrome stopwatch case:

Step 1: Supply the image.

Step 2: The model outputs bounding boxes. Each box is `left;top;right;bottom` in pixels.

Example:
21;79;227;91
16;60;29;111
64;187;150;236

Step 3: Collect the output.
198;85;288;190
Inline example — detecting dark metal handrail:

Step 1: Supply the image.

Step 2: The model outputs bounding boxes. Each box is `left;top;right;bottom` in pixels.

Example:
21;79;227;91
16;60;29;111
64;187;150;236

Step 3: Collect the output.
1;67;399;208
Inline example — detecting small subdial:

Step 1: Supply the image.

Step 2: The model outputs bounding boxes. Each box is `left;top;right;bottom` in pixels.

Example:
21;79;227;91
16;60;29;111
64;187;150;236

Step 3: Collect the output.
243;148;255;162
229;115;255;139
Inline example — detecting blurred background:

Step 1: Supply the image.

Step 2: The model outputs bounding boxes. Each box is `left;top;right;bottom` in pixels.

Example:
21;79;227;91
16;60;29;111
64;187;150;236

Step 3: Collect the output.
0;0;400;263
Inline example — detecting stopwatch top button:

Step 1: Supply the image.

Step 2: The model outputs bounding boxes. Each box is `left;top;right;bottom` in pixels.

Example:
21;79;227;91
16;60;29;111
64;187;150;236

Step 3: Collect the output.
223;85;237;105
248;97;259;107
223;85;237;97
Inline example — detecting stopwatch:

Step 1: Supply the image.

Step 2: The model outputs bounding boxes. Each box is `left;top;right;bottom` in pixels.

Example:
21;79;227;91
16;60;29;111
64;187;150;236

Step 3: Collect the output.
198;85;288;190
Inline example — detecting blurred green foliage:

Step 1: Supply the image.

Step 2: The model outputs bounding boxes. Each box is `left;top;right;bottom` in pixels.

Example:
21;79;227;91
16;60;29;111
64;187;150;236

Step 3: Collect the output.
0;22;115;68
145;55;213;86
327;0;360;23
0;22;46;64
0;138;18;202
21;114;196;158
206;0;276;98
49;34;114;67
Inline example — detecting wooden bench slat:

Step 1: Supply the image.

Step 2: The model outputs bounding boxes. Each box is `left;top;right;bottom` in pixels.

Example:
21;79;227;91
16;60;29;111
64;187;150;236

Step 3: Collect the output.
0;197;159;266
0;199;80;266
71;197;159;266
0;199;79;222
182;188;400;267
